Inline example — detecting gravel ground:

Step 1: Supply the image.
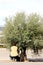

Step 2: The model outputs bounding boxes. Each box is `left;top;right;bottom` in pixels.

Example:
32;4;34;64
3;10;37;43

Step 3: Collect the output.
0;62;43;65
0;48;10;60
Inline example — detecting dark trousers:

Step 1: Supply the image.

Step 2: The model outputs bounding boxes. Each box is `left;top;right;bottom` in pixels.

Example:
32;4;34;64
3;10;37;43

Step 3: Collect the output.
10;56;20;61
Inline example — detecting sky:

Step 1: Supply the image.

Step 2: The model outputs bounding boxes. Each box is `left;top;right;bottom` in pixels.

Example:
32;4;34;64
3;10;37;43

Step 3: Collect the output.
0;0;43;26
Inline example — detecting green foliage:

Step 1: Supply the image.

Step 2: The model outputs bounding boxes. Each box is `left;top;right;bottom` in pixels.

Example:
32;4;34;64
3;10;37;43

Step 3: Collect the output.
27;14;43;53
3;12;43;54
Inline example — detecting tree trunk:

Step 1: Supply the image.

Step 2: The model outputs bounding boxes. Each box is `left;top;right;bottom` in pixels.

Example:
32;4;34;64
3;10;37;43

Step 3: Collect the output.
23;47;26;57
20;47;26;62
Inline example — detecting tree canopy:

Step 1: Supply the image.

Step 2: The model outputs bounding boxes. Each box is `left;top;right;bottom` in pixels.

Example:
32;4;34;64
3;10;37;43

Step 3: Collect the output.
3;12;43;54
